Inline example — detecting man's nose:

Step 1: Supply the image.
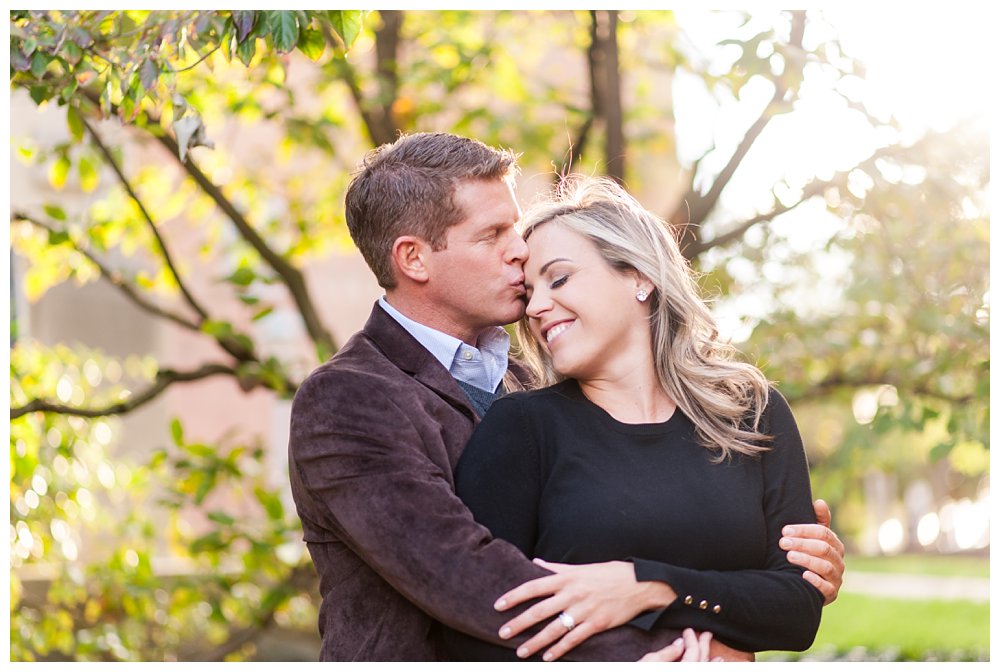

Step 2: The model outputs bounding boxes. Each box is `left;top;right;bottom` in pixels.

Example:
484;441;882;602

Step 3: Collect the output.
505;233;529;264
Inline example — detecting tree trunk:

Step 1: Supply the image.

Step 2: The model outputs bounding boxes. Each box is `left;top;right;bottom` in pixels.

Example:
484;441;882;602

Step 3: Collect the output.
589;10;625;184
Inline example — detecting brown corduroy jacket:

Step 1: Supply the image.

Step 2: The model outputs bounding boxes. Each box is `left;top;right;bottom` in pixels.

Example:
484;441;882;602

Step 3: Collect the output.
288;303;684;661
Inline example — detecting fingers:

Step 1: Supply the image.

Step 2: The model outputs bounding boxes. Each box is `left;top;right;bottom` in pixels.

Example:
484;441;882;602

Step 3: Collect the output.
494;574;562;612
781;535;845;581
698;631;713;662
680;628;706;662
781;523;846;558
498;595;565;639
802;569;838;605
539;621;598;661
533;558;574;573
639;637;684;662
813;498;832;527
513;615;573;660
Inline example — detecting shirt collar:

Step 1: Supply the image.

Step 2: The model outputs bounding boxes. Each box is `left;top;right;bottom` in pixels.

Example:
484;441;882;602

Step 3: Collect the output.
378;297;510;389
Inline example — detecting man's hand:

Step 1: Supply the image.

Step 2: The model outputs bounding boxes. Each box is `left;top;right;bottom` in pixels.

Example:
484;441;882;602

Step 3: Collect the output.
494;558;676;661
780;499;846;605
639;629;713;662
639;629;737;662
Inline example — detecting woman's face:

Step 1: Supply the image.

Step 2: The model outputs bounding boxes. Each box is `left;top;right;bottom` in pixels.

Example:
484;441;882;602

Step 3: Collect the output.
523;222;653;381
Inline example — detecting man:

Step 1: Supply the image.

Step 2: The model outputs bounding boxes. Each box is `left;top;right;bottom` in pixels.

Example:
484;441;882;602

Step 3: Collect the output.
288;132;845;661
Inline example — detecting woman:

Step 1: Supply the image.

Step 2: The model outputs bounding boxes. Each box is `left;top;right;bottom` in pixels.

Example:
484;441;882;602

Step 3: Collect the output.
444;175;823;660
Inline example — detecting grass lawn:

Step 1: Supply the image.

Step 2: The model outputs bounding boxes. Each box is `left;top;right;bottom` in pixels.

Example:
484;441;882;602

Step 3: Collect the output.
758;592;990;661
846;553;989;578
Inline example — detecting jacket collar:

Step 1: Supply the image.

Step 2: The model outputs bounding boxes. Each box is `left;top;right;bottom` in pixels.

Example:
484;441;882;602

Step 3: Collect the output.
363;302;479;420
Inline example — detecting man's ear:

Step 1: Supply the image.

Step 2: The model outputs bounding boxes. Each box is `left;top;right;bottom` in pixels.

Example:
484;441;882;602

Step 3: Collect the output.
390;235;431;284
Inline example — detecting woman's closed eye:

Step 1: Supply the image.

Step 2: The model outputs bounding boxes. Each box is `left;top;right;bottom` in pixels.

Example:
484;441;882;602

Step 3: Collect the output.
550;275;569;290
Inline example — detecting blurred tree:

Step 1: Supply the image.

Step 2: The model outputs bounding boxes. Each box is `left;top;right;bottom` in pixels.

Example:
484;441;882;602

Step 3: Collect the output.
9;8;988;660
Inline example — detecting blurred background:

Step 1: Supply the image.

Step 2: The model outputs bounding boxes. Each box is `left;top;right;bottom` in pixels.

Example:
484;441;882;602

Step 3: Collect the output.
8;8;989;662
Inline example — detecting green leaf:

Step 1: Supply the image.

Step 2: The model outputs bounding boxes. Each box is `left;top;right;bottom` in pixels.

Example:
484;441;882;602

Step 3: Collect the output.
29;84;52;105
69;26;94;48
11;43;32;72
170;418;184;446
930;441;953;462
207;511;235;526
49;156;71;189
227;267;256;286
253;487;285;520
328;10;364;49
297;27;325;61
232;10;258;42
139;58;160;91
78;155;99;192
62;41;83;65
47;229;70;245
200;320;234;338
236;36;257;66
30;51;51;78
44;204;67;221
232;333;255;353
66;107;85;143
267;11;300;54
190;531;225;553
252;307;274;322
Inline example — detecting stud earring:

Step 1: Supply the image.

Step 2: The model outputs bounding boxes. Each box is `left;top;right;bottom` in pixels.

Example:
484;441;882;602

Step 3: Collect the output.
636;289;649;302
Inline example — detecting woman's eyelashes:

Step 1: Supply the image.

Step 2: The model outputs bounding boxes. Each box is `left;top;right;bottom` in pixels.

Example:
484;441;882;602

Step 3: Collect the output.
550;274;569;290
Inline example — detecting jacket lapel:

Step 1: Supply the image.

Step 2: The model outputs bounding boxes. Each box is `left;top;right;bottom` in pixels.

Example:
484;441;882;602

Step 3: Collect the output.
362;303;478;422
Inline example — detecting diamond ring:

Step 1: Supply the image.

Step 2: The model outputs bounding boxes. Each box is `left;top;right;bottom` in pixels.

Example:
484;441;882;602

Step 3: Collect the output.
558;611;576;631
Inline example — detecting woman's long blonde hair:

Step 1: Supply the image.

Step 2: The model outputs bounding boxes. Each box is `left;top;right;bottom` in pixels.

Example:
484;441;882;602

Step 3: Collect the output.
516;175;771;461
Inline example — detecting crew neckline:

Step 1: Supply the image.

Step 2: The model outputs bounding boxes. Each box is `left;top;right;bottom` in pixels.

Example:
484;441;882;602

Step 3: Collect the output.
559;379;687;436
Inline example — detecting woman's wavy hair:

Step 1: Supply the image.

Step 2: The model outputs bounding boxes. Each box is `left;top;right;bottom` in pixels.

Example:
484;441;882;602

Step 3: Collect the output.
516;175;771;461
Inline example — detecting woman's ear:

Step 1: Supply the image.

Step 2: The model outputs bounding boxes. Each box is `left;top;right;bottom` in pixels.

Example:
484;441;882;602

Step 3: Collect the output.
630;270;655;302
390;235;432;284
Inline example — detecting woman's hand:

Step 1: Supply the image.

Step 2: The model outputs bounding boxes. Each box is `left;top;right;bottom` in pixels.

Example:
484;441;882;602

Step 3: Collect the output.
495;558;676;661
639;629;718;662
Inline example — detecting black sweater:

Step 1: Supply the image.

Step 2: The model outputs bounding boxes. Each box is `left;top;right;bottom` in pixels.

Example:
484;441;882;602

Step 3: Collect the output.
444;379;823;658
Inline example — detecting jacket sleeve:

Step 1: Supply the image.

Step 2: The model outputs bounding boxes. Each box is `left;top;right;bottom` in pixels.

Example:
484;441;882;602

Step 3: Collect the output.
288;371;681;660
626;389;824;652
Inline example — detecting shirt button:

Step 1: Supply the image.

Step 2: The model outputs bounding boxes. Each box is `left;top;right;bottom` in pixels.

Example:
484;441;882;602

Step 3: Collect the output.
463;351;473;360
699;600;708;610
684;595;693;605
713;604;722;614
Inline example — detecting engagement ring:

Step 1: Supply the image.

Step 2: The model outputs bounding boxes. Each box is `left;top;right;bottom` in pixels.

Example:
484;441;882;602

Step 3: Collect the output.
558;611;576;631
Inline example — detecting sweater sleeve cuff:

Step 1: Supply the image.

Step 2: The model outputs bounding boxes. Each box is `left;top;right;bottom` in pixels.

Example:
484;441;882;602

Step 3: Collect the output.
626;557;686;631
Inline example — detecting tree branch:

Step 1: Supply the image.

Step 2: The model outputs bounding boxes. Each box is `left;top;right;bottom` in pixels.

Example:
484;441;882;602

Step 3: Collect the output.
374;10;403;139
590;10;625;183
687;140;913;259
80;88;337;360
79;114;210;323
671;11;807;253
321;25;396;147
152;129;337;359
183;563;316;662
787;372;975;406
13;211;202;332
11;363;238;419
686;180;831;259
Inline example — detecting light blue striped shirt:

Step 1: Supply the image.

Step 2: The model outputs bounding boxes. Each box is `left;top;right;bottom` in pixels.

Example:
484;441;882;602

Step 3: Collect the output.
379;297;510;393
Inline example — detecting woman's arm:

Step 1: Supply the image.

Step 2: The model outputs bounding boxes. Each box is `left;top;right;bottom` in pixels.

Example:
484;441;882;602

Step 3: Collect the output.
619;389;824;651
491;389;824;656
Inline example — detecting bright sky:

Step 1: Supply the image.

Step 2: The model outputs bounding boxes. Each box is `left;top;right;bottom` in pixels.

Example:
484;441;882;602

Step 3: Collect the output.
667;5;994;341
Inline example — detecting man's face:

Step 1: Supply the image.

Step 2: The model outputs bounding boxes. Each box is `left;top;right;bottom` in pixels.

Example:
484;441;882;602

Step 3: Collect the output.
424;178;528;343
